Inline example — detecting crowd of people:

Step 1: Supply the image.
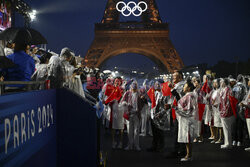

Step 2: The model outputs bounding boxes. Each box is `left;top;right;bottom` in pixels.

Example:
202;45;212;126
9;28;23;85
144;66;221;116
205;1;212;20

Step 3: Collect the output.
99;71;250;162
0;41;249;162
0;41;103;97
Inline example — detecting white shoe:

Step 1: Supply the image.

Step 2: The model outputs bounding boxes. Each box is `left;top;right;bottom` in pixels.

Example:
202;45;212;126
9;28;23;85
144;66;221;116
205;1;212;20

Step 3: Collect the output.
139;133;146;137
220;144;225;148
245;147;250;151
135;146;141;151
237;141;241;147
220;145;232;149
198;139;203;143
208;136;214;140
211;140;215;144
112;142;117;149
193;138;197;143
215;140;222;144
232;141;236;146
124;145;132;151
117;143;123;149
180;157;192;162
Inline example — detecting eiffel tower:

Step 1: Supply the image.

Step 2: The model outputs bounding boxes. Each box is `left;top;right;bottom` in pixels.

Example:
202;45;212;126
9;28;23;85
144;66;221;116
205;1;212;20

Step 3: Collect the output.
84;0;184;72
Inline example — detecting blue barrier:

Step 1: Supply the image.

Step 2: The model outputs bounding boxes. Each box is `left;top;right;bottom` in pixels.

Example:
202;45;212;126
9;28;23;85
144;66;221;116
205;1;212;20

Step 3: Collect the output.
56;89;97;167
0;89;97;167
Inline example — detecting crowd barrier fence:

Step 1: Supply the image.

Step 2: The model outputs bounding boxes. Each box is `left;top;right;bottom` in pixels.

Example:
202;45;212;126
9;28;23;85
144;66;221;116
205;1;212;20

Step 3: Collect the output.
0;88;97;167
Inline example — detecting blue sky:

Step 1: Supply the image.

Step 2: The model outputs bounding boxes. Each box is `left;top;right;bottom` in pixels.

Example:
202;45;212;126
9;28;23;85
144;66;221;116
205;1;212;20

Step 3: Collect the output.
15;0;250;69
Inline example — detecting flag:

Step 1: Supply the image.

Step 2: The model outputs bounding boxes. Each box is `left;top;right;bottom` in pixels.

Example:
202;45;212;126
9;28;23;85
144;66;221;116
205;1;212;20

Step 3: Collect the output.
162;82;172;97
229;95;238;118
147;87;156;108
172;98;177;120
201;80;211;94
198;103;206;121
123;112;129;120
105;86;122;104
104;84;114;97
245;108;250;118
45;80;50;89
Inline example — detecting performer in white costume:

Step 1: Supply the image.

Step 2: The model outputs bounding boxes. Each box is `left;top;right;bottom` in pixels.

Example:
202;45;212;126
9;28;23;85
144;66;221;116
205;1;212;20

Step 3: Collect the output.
203;75;215;140
210;79;223;144
219;78;235;149
176;80;199;161
121;81;147;151
240;79;250;151
139;80;150;136
192;77;205;143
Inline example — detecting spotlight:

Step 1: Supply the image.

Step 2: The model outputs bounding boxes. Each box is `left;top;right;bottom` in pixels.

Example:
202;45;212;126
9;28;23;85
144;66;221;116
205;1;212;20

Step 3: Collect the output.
29;10;37;22
103;70;111;74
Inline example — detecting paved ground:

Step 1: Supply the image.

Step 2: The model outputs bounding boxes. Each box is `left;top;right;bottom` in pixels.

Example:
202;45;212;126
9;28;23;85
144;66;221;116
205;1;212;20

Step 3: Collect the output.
100;127;250;167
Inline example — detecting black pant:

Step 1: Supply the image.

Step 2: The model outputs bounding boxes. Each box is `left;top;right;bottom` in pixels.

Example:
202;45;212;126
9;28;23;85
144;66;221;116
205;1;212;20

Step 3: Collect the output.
151;119;164;151
232;116;244;142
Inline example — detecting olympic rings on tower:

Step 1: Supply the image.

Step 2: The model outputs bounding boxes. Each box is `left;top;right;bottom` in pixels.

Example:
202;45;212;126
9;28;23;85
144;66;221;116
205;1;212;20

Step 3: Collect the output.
116;1;148;17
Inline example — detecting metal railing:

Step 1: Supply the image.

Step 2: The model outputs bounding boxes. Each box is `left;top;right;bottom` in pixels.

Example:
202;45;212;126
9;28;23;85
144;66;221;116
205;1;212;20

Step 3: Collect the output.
0;81;46;95
0;80;100;110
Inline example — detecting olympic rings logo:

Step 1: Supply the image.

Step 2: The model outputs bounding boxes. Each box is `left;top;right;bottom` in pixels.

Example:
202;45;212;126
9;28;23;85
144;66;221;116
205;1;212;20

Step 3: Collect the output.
116;1;148;17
